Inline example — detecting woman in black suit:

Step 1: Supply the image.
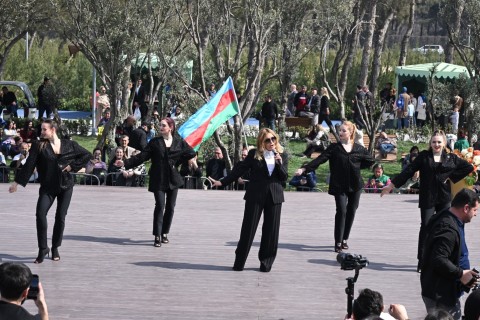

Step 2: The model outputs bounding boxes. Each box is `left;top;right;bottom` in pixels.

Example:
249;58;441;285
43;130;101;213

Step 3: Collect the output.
295;121;375;253
210;128;288;272
381;130;473;271
9;119;91;263
115;117;195;247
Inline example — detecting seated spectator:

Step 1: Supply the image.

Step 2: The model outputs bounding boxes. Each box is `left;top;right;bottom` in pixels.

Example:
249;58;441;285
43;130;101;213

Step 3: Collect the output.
146;123;156;143
10;142;38;183
364;163;391;193
107;147;135;186
454;129;469;151
234;148;252;190
109;135;139;162
376;132;396;158
289;169;317;191
19;120;37;143
8;136;24;159
205;147;230;189
179;153;203;189
301;124;330;158
464;289;480;320
402;146;419;170
347;288;409;320
0;262;49;320
1;120;18;159
84;147;107;185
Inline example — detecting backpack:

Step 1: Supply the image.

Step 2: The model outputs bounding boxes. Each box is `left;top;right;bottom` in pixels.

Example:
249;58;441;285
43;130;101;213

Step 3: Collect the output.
396;94;404;109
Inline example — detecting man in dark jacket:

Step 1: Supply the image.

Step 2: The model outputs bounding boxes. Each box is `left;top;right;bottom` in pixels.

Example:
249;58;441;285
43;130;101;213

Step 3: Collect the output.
129;121;148;152
420;188;479;320
260;95;278;130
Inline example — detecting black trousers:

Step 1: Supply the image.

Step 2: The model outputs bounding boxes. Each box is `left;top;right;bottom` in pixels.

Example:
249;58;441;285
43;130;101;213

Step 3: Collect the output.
38;104;52;119
234;194;282;271
418;203;449;261
333;190;361;244
152;189;178;236
318;114;340;142
36;187;73;250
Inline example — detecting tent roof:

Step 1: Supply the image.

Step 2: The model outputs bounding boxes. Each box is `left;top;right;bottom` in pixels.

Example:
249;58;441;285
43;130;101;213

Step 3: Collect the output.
395;62;470;79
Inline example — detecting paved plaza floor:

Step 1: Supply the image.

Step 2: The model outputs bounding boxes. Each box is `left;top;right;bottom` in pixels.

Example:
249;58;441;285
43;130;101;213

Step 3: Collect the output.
1;185;479;319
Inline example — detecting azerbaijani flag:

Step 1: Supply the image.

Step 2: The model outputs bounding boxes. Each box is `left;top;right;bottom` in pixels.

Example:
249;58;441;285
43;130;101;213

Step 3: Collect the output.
178;77;239;150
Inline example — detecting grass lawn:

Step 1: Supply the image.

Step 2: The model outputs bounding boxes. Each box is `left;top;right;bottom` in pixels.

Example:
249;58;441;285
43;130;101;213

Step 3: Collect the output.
70;135;428;191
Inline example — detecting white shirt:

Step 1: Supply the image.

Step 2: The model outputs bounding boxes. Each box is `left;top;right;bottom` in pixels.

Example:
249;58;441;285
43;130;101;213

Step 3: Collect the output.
264;150;276;176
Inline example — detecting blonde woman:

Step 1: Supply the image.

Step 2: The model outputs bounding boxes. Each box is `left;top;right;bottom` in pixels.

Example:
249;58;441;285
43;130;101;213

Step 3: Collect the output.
381;130;473;272
295;121;374;253
318;87;340;142
211;129;288;272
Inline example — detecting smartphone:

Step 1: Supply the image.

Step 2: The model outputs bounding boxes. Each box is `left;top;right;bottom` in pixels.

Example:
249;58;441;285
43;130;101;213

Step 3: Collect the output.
27;274;39;300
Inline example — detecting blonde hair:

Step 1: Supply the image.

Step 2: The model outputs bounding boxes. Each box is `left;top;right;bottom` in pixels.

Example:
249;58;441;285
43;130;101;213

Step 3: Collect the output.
428;130;448;152
255;128;284;160
320;87;330;99
341;121;357;141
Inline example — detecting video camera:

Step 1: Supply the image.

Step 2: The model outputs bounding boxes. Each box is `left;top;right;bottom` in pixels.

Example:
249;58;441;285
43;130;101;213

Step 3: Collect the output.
337;252;369;271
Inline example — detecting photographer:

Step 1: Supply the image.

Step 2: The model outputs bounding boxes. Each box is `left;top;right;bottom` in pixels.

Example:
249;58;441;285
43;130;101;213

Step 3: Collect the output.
421;189;479;320
289;164;317;191
0;262;49;320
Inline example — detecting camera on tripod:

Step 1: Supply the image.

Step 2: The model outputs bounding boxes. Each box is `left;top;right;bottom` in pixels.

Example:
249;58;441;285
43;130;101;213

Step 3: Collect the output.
337;252;369;270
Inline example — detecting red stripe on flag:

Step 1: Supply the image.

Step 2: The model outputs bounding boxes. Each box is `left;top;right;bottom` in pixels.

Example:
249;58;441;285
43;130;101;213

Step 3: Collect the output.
185;89;237;148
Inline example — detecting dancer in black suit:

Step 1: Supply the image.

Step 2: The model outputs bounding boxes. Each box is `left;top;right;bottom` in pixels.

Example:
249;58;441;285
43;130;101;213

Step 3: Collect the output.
115;117;196;247
9;119;91;263
210;128;288;272
295;121;374;253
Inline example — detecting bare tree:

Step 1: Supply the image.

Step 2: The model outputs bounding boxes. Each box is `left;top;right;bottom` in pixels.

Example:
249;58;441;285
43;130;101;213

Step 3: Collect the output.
50;0;157;151
358;0;378;87
398;0;415;66
0;0;50;79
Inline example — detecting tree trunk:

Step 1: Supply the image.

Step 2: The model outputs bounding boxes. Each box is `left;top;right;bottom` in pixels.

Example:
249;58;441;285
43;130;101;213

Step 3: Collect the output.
398;0;415;66
444;0;465;63
358;0;378;87
370;11;395;98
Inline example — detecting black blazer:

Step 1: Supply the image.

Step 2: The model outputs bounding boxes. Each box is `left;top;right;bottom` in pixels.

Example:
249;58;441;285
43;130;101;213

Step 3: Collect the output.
220;149;288;204
303;143;375;195
320;95;329;115
392;150;473;208
129;127;148;151
124;134;195;192
15;139;91;194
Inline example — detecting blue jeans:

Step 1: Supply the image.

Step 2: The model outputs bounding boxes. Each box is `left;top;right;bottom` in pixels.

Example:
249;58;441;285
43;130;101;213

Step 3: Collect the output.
379;143;395;155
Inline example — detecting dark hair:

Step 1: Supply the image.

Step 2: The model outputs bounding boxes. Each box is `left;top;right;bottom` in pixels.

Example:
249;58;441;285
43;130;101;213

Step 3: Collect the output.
410;146;419;154
161;117;176;133
352;288;383;319
451;188;478;209
458;129;466;139
23;120;33;130
0;262;32;300
372;163;383;172
464;289;480;320
93;147;102;154
357;85;362;90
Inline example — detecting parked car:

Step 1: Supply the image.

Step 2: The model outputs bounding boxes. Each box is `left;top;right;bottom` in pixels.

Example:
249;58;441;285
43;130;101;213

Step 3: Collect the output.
412;45;444;54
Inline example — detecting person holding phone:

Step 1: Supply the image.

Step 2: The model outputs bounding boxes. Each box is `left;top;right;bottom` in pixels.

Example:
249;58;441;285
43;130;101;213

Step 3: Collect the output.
0;262;49;320
210;128;288;272
8;119;91;263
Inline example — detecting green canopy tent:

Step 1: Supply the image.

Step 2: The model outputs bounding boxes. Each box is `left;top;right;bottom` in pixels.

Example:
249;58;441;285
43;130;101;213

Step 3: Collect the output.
395;62;470;95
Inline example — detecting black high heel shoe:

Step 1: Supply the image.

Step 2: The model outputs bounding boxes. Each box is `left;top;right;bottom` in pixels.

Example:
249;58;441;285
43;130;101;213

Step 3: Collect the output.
34;248;50;264
161;234;169;244
51;247;60;261
154;236;162;247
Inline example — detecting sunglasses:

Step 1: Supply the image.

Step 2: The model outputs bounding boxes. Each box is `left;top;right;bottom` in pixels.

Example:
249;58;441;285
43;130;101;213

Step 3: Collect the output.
264;136;277;144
